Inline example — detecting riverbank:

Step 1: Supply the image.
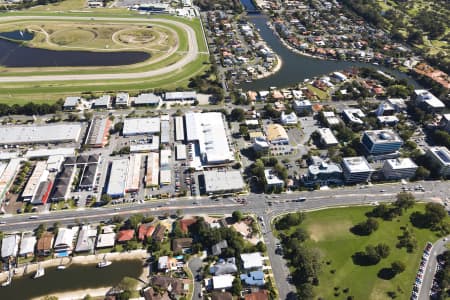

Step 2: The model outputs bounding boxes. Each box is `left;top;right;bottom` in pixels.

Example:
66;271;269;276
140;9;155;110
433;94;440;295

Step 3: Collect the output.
0;249;148;282
32;286;111;300
255;53;283;80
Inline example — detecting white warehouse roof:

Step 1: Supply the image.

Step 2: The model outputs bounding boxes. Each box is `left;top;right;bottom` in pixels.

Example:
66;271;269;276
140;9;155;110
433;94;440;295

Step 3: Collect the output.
203;170;245;193
123;118;160;136
0;124;82;145
185;112;234;164
107;159;129;196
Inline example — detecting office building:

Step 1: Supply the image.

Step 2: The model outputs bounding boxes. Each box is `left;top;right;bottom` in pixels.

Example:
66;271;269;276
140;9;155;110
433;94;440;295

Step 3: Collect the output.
361;130;403;155
341;156;374;183
382;158;418;180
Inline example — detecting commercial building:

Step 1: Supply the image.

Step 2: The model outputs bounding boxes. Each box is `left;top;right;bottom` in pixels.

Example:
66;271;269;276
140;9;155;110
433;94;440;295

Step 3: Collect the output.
22;161;49;202
107;159;129;198
0;124;82;145
115;92;130;107
175;116;185;141
126;154;142;192
361;130;403;155
427;147;450;177
323;111;340;126
253;137;270;153
265;124;289;145
303;161;343;186
185;112;234;164
50;166;75;201
280;112;298;125
341;156;374;183
160;120;170;144
292;100;312;115
264;169;284;189
63;96;82;110
387;98;407;112
46;155;64;172
413;90;445;112
145;152;159;187
86;118;111;148
342;109;365;125
203;170;245;195
130;135;159;153
375;102;396;116
317;128;339;147
377;116;399;126
382;158;418;180
25;148;76;159
176;144;187;161
0;158;21;204
164;91;197;102
132;93;161;106
123;117;161;136
160;149;171;185
92;95;111;109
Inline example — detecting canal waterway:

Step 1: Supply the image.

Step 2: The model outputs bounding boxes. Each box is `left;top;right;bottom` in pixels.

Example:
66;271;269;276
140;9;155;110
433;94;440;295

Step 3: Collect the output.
0;259;142;299
0;30;34;41
0;38;150;68
239;0;419;90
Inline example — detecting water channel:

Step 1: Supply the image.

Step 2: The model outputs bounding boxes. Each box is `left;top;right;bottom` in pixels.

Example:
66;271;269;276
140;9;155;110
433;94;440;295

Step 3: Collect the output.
239;0;419;90
0;35;150;68
0;259;142;299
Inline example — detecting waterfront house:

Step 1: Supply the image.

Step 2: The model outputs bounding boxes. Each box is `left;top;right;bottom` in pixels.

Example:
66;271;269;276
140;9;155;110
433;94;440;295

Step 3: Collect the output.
54;228;75;256
172;238;193;253
19;233;36;257
138;224;155;241
36;232;54;256
152;224;166;242
117;229;135;243
150;276;187;296
75;225;97;253
1;234;20;260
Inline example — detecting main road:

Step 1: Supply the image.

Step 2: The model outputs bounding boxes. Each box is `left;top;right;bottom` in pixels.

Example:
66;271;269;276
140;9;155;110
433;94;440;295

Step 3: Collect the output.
0;15;205;82
0;180;448;299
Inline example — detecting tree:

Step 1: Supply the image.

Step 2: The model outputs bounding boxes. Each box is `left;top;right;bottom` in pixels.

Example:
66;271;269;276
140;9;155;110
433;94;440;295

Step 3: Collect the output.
127;214;144;230
117;276;138;292
375;243;390;259
394;192;415;211
230;108;246;122
232;210;243;223
231;277;242;296
291;227;309;242
425;203;447;226
297;283;314;299
391;261;406;275
35;224;46;239
365;245;381;264
415;166;430;180
256;241;267;252
351;218;379;235
101;194;112;204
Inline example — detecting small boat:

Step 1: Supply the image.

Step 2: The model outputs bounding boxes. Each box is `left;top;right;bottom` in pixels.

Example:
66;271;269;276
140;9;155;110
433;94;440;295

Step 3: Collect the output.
57;265;66;270
97;260;112;268
33;264;44;279
97;254;112;268
1;271;12;287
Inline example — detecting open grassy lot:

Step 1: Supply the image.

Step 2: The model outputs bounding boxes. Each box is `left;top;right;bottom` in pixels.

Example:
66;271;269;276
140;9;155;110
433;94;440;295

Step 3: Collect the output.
277;204;443;300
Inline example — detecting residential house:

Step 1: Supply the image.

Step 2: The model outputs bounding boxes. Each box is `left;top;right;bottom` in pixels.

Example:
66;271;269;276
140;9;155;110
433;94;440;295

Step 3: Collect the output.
138;224;155;241
245;290;269;300
212;240;228;256
240;270;265;286
36;232;54;256
212;292;233;300
1;235;20;260
150;276;187;296
143;287;171;300
241;252;265;271
54;228;75;256
172;238;193;253
152;224;166;242
158;256;177;271
210;258;238;276
117;229;135;243
212;274;235;290
19;234;36;257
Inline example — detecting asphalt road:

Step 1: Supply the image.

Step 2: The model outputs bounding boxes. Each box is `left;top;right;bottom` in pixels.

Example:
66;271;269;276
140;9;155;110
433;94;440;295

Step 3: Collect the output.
419;236;449;300
0;180;448;299
0;16;203;83
188;257;203;299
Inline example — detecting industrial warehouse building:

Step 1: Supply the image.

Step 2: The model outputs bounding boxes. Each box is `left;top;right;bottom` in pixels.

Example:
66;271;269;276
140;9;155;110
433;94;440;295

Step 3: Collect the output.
164;91;196;102
175;116;185;141
86;118;111;148
0;124;82;145
361;130;403;155
51;166;75;202
123;117;160;136
203;170;245;195
185;112;234;165
0;159;21;204
145;152;159;187
126;154;142;192
22;161;49;202
341;156;374;183
160;149;172;185
107;159;129;198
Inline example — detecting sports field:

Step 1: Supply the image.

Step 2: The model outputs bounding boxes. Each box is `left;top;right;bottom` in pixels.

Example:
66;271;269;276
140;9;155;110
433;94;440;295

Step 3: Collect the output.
0;10;209;103
277;205;444;300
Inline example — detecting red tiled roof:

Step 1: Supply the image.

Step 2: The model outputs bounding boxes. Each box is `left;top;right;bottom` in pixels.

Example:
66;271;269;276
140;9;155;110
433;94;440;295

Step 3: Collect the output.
245;290;269;300
138;224;155;241
117;229;135;242
180;219;196;233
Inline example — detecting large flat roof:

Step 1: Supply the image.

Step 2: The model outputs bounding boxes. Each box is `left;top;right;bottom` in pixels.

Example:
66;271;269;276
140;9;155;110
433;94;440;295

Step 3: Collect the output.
0;124;82;145
185;112;234;164
318;128;338;145
107;159;129;196
266;124;288;142
342;156;373;173
123;118;160;135
363;130;402;144
428;147;450;165
146;152;159;187
25;148;76;158
203;170;245;193
126;154;142;191
385;158;418;169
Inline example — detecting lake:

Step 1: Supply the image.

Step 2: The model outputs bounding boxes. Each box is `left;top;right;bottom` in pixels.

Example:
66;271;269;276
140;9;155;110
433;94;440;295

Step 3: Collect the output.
0;38;150;68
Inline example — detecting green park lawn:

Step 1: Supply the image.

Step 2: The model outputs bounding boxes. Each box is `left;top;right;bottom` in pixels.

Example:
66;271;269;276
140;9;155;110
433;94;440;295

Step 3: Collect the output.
281;204;443;300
